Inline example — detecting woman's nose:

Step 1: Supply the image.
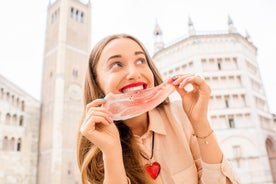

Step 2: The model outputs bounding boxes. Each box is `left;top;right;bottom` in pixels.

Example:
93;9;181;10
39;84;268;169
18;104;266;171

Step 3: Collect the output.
126;64;141;80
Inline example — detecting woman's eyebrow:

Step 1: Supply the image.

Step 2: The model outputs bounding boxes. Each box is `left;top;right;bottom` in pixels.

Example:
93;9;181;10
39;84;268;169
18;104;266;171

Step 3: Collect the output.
135;51;145;55
107;52;144;62
107;54;122;61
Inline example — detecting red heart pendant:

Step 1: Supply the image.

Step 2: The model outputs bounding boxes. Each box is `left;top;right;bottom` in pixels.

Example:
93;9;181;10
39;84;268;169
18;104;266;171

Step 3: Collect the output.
145;161;161;179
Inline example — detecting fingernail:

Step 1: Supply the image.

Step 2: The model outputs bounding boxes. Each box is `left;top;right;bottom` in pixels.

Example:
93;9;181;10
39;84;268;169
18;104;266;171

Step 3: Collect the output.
185;77;192;81
100;98;105;100
109;117;113;123
179;82;185;88
171;75;178;80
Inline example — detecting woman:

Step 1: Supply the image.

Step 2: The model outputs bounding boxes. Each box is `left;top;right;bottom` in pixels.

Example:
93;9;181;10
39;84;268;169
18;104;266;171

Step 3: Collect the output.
77;33;239;184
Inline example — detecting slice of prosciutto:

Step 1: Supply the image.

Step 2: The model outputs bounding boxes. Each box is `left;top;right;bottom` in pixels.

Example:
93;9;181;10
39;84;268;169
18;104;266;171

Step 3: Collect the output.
103;79;176;120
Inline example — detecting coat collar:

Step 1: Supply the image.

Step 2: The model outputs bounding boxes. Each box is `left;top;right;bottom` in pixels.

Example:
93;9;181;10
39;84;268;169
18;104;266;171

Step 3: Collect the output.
148;107;167;135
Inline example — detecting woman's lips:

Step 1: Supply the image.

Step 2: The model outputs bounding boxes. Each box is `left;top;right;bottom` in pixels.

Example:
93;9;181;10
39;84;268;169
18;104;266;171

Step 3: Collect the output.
120;82;147;93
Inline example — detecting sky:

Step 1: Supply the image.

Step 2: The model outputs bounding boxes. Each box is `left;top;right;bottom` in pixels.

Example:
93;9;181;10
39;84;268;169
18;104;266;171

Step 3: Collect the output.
0;0;275;113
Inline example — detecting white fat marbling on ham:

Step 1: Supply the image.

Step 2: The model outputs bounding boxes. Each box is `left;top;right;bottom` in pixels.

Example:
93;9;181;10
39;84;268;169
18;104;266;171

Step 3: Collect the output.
103;80;175;120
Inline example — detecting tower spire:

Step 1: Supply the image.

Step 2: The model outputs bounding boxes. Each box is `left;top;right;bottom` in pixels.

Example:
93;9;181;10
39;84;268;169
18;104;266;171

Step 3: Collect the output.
228;15;237;33
153;19;164;53
188;16;196;36
228;15;233;26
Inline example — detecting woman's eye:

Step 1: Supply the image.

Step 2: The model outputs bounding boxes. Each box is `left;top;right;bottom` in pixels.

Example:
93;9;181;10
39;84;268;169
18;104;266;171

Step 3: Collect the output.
110;62;122;69
136;58;146;64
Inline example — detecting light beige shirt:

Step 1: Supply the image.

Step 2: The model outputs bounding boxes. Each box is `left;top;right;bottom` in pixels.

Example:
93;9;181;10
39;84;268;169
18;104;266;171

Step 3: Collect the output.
133;101;239;184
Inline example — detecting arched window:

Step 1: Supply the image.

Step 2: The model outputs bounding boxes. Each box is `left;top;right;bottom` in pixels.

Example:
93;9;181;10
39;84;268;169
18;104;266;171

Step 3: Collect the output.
17;138;22;152
10;137;15;151
228;117;235;128
218;62;222;70
5;113;11;124
51;14;54;24
6;92;10;101
2;136;8;151
75;10;79;21
70;7;74;18
21;101;25;111
16;97;20;108
0;88;4;99
80;12;84;23
11;95;15;105
19;115;24;126
12;114;17;125
72;69;78;78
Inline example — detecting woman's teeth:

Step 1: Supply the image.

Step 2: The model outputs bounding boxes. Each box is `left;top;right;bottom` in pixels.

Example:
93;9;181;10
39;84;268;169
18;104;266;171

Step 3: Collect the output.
123;85;144;93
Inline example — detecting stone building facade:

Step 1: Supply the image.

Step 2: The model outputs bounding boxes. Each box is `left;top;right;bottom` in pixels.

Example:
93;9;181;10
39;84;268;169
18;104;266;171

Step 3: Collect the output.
152;17;276;184
0;74;40;184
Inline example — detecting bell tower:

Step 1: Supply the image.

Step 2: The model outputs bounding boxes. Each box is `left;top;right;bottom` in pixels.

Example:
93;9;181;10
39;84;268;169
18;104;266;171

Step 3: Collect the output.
38;0;91;183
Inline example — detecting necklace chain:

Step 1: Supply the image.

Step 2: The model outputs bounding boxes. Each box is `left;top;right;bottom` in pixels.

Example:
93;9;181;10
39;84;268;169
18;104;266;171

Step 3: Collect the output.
140;131;155;161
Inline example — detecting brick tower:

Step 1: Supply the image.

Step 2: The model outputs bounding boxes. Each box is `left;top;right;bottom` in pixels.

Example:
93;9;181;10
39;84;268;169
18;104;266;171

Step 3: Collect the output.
38;0;91;183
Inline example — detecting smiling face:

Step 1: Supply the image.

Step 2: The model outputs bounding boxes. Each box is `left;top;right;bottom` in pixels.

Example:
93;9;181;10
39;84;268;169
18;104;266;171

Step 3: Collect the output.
96;38;154;95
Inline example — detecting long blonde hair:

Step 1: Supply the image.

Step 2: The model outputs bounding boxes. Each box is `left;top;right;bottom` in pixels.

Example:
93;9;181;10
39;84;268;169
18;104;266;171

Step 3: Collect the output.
77;33;168;183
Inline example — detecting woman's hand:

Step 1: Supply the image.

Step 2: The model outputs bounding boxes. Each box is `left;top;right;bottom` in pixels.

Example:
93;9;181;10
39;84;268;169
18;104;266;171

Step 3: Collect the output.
80;98;121;154
171;74;211;130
